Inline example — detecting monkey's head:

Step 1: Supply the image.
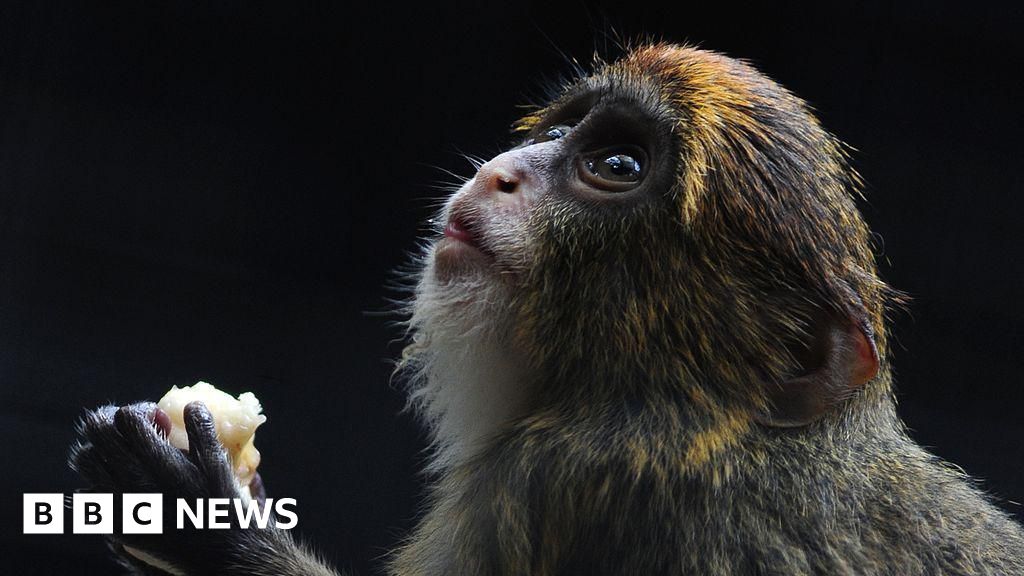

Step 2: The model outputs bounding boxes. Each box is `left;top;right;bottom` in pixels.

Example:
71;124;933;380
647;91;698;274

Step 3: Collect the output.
405;44;894;462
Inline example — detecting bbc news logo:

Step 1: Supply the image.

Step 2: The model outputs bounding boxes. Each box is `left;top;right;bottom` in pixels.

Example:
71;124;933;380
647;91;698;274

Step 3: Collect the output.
24;494;298;534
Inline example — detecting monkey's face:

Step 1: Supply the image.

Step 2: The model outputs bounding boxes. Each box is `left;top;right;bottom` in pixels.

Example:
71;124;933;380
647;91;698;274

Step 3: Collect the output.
424;72;687;360
431;77;678;281
417;45;885;425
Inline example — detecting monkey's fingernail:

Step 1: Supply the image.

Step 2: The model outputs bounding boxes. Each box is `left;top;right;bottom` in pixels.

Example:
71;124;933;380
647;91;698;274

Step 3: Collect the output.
153;408;172;437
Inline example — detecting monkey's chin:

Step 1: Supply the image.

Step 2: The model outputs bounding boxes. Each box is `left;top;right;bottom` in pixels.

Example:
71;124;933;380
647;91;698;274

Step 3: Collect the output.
432;236;494;281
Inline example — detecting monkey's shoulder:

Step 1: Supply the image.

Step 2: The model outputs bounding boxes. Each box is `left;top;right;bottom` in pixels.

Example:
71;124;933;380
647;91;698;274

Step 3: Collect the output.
449;415;1024;575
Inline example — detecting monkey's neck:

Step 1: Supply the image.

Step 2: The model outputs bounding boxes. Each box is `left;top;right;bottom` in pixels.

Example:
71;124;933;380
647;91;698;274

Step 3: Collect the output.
406;304;897;474
404;329;537;472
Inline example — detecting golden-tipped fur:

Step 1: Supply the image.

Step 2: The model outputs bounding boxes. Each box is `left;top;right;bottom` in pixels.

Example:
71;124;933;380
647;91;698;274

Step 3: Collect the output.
393;44;1024;575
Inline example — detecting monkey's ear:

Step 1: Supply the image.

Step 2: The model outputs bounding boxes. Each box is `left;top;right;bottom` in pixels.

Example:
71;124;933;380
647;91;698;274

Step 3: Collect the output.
756;312;878;427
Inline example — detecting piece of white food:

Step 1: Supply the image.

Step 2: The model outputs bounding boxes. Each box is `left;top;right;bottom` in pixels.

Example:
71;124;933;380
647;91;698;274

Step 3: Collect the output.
157;381;266;496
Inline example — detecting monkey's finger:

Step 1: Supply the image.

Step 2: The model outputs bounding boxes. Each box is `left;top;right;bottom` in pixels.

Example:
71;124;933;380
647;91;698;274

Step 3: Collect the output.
249;471;267;505
73;405;154;490
70;407;118;488
75;404;121;450
114;403;202;495
68;440;117;491
183;401;239;497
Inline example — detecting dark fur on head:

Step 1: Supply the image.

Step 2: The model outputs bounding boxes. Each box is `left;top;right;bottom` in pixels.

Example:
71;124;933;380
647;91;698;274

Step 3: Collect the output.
509;44;893;420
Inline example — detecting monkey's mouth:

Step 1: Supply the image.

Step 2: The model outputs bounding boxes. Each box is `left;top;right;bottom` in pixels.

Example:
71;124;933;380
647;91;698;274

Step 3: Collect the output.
443;213;485;252
435;212;494;274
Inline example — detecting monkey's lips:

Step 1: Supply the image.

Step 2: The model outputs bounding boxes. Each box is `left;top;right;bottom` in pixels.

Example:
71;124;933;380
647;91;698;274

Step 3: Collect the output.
443;215;480;248
435;214;493;273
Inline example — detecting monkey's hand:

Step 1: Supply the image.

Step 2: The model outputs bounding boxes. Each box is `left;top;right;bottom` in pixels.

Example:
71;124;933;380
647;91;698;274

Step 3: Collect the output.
70;402;338;576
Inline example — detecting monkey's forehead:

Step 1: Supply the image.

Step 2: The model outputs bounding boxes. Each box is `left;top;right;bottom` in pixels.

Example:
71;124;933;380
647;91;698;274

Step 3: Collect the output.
512;54;673;135
514;43;807;138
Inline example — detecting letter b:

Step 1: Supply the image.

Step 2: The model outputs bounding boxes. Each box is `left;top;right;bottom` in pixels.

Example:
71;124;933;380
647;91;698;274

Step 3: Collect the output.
73;494;113;534
23;494;64;534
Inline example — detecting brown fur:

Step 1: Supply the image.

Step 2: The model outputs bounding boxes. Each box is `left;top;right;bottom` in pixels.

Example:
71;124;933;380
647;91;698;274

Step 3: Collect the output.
391;44;1024;575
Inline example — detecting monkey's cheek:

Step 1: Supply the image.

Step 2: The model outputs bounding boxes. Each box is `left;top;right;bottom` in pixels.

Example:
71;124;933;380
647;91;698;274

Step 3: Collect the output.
432;237;494;280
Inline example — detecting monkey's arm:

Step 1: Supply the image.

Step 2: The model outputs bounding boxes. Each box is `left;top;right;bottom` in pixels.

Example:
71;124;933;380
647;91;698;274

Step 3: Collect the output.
70;402;339;576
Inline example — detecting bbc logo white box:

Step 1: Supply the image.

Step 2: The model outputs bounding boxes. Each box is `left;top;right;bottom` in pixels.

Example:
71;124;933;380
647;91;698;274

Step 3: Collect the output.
24;493;64;534
73;493;114;534
123;494;163;534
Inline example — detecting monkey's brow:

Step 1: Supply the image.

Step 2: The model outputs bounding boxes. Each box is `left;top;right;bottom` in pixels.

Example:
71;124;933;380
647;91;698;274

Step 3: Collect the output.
542;75;672;131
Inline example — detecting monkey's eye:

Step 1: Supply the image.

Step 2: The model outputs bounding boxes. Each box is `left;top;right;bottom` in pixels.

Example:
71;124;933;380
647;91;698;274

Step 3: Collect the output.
579;150;645;192
534;123;576;143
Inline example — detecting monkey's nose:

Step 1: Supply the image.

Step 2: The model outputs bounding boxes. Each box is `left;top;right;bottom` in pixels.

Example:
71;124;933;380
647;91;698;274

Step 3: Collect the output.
483;167;519;194
471;152;532;206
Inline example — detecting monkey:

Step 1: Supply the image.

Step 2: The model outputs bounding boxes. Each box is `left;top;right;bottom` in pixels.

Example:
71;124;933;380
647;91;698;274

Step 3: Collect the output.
70;43;1024;575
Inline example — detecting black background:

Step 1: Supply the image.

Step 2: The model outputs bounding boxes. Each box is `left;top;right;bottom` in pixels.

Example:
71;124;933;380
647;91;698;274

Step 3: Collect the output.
2;2;1022;574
